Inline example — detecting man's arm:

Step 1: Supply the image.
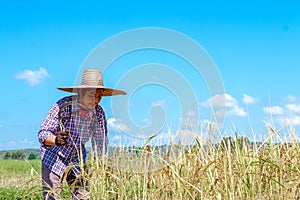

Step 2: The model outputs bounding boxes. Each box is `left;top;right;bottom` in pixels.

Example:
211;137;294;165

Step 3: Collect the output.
38;103;60;146
38;103;70;147
44;136;56;146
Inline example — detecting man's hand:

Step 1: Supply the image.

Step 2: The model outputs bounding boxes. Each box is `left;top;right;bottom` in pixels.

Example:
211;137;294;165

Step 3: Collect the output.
55;130;69;146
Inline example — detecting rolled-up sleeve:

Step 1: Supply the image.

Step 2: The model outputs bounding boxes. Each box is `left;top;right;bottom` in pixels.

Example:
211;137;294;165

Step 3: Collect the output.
38;103;60;144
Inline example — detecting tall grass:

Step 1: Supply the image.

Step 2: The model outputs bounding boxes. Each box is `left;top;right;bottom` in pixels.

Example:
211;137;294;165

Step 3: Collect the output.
1;124;299;199
84;124;299;199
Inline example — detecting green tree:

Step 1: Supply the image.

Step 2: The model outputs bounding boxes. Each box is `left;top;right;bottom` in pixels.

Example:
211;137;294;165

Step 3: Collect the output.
11;150;26;160
28;152;37;160
3;151;12;159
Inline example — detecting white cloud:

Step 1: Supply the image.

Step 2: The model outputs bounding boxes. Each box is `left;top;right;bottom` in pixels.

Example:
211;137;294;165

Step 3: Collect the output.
284;94;296;102
227;106;247;117
152;100;168;108
19;138;33;146
243;94;258;105
142;118;151;126
187;110;197;117
201;93;247;117
0;141;17;149
14;67;51;86
107;118;130;133
285;104;300;113
277;115;300;127
263;103;300;127
288;116;300;126
0;138;35;150
263;106;284;115
203;93;237;108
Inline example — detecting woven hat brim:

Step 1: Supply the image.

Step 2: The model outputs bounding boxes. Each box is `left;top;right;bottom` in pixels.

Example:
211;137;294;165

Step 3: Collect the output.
57;86;127;96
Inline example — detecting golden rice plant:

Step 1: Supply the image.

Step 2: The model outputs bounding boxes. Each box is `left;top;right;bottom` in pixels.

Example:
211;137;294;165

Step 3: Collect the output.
21;123;300;199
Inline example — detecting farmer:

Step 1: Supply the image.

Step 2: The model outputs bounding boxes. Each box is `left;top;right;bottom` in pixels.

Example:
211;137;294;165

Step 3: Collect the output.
38;69;126;199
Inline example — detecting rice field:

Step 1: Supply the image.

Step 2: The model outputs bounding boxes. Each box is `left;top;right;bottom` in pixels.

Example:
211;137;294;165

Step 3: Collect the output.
0;125;299;199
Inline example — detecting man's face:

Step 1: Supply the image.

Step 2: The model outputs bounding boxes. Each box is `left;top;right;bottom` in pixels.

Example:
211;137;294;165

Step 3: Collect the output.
79;89;102;110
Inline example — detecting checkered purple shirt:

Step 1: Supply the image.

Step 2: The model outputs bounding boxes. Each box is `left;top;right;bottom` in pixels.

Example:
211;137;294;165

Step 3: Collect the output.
38;96;108;176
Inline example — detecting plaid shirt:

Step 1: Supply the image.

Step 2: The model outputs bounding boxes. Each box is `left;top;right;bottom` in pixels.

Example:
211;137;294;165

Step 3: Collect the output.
38;95;108;177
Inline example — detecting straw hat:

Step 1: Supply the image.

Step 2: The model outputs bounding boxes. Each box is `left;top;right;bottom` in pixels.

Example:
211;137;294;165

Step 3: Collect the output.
57;69;126;96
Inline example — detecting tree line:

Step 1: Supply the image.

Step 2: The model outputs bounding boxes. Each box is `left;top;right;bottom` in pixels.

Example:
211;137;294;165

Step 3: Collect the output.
2;150;38;160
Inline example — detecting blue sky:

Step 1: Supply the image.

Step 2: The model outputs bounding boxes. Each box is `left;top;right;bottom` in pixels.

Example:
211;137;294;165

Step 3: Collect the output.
1;0;300;150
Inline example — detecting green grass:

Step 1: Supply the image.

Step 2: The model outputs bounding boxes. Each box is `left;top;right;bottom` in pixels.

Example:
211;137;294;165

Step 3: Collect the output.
0;187;42;200
0;159;40;186
0;159;42;199
0;187;25;200
0;159;40;175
